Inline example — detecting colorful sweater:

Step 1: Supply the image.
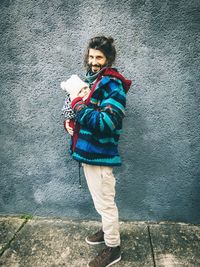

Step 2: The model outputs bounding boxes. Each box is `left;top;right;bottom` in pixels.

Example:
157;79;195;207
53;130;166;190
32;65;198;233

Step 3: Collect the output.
71;68;132;166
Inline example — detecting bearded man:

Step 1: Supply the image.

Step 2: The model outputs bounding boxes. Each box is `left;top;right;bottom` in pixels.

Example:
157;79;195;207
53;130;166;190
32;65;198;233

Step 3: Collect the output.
65;36;131;267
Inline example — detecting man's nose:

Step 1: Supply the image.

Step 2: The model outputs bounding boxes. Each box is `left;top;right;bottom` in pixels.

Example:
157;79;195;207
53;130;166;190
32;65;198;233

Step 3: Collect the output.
92;58;97;65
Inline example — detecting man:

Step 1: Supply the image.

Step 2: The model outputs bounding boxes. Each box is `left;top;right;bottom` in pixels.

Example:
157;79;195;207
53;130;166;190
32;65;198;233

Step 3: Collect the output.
65;36;131;267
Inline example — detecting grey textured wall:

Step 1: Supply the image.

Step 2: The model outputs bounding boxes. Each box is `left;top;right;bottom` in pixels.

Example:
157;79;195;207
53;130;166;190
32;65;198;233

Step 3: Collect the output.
0;0;199;224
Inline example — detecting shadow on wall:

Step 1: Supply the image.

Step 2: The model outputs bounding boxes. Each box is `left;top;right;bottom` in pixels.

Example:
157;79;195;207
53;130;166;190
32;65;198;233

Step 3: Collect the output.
117;90;200;223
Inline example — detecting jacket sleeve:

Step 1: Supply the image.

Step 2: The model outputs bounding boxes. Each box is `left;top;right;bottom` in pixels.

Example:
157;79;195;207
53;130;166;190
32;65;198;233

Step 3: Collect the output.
72;80;126;134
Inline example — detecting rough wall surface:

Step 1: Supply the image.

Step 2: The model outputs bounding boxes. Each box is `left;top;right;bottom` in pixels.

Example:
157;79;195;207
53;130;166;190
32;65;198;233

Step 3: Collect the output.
0;0;199;223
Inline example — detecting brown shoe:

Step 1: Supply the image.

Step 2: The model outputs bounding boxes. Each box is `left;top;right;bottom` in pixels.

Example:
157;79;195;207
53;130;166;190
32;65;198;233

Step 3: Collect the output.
87;246;121;267
86;229;105;245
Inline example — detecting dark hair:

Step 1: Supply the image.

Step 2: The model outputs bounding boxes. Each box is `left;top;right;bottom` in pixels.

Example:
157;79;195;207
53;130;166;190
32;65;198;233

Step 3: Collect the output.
84;36;116;68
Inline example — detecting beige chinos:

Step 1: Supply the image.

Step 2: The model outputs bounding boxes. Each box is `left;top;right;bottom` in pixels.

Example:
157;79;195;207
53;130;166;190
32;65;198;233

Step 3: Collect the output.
83;163;120;247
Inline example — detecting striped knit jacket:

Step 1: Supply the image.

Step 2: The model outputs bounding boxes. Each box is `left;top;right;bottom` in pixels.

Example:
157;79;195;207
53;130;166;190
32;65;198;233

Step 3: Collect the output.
71;67;131;166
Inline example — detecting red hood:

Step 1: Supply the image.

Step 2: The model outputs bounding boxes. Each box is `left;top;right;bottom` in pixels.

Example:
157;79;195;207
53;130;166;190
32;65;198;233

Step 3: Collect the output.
101;67;132;93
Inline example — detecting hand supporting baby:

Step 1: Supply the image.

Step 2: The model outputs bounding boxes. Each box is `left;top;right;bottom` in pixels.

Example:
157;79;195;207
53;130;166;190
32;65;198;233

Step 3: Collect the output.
64;119;74;136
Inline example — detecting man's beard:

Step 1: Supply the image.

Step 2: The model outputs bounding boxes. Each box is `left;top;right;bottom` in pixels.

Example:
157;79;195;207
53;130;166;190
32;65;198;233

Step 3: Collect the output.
87;63;107;73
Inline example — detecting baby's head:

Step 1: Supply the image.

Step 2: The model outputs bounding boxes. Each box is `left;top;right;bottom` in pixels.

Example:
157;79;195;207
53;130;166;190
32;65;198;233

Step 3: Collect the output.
79;86;90;95
78;86;90;100
61;75;89;100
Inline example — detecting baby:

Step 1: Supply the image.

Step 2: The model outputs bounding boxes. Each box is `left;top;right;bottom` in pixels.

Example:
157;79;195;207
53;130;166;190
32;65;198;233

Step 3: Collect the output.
61;75;90;151
61;75;90;128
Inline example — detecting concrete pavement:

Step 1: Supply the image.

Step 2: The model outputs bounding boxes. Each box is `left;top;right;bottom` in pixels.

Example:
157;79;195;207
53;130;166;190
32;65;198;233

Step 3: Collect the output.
0;216;199;267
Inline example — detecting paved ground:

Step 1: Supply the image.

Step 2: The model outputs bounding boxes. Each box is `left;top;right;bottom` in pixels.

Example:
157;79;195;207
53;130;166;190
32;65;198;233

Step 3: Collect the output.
0;216;199;267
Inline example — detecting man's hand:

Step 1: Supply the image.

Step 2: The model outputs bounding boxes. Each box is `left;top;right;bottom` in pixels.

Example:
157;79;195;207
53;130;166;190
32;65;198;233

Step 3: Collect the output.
64;119;74;136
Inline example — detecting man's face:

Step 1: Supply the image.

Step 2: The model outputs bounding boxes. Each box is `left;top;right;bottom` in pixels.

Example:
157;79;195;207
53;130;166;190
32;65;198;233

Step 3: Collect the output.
88;49;107;73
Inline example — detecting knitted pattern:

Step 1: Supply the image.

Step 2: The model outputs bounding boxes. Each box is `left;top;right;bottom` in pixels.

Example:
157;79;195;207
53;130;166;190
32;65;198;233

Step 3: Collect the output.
72;68;131;166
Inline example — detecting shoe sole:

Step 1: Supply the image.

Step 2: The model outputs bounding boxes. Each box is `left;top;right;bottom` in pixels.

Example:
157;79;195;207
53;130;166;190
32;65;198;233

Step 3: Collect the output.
106;255;121;267
85;237;105;245
87;255;121;267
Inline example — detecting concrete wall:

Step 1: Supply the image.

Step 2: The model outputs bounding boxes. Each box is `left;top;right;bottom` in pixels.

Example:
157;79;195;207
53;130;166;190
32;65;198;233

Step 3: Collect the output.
0;0;199;224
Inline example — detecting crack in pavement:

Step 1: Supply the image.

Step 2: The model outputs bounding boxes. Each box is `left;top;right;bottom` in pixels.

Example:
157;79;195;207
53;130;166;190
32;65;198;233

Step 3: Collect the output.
147;225;156;267
0;219;28;257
